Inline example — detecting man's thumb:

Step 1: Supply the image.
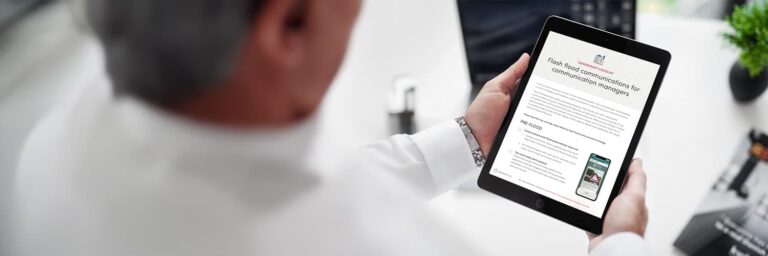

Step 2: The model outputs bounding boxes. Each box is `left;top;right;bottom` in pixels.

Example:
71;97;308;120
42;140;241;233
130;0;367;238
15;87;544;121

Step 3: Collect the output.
490;53;530;93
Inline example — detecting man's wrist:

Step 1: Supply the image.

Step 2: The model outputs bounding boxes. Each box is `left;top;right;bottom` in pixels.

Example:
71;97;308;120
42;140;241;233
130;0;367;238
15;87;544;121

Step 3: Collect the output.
454;116;486;168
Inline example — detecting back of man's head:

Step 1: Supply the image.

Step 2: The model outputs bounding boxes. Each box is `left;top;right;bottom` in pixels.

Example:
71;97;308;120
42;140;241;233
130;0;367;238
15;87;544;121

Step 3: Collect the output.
87;0;361;127
87;0;261;106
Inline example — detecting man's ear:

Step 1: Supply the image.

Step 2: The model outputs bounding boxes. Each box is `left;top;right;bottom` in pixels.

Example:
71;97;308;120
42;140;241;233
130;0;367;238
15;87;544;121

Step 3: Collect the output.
248;0;308;69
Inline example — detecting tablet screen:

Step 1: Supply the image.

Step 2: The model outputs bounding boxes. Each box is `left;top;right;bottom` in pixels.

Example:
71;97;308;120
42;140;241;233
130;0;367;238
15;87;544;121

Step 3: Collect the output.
488;31;660;218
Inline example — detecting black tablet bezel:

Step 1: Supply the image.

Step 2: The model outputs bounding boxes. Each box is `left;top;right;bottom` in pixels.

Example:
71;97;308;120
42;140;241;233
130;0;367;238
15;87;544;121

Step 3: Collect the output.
477;16;670;234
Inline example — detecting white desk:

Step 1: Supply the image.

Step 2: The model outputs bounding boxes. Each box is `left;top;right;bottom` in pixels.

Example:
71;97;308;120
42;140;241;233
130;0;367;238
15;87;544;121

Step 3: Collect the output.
633;14;768;255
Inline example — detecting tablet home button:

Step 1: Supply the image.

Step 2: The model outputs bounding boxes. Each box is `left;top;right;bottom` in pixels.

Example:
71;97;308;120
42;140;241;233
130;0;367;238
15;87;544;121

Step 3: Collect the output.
535;199;545;209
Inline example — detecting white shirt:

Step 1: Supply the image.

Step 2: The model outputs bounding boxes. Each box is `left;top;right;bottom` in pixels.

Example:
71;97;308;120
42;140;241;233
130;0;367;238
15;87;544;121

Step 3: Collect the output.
11;82;649;255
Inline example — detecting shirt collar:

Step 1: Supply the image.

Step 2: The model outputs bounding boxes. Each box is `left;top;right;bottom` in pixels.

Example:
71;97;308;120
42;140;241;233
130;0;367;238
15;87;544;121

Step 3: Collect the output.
105;96;320;169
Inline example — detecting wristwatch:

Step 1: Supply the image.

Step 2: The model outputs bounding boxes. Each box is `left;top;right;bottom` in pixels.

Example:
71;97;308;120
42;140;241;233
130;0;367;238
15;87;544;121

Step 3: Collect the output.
455;116;486;168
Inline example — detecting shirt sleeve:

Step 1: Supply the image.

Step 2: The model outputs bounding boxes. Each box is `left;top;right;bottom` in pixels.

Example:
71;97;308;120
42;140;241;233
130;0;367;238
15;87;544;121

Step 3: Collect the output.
356;119;479;198
590;232;651;256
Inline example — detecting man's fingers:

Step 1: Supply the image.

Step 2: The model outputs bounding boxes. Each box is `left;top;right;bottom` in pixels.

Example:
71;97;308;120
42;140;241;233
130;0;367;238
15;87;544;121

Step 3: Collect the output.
489;53;530;93
624;159;647;196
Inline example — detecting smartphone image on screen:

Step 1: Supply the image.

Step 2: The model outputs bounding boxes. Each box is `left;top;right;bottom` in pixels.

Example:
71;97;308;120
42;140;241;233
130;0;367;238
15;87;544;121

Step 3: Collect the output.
575;154;611;201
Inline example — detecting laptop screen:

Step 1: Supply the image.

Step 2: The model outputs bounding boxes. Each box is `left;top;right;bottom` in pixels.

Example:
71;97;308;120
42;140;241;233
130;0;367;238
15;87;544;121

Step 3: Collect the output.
457;0;636;97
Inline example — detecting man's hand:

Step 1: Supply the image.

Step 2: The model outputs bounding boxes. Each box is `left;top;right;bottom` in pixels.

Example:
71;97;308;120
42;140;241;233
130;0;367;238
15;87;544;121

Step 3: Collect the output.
588;158;648;251
465;53;530;155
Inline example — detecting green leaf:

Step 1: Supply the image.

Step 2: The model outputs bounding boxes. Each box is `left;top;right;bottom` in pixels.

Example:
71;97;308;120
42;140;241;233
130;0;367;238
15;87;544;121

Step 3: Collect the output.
723;0;768;77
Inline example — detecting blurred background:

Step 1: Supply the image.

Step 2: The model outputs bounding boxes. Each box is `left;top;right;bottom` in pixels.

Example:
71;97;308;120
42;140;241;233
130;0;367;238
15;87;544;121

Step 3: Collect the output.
1;0;767;255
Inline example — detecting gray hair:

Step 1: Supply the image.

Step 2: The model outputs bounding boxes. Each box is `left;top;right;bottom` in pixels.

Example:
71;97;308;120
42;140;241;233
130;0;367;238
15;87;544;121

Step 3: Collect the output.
87;0;261;105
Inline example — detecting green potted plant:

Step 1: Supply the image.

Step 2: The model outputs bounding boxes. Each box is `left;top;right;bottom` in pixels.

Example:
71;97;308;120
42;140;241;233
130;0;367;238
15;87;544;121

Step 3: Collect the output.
724;0;768;102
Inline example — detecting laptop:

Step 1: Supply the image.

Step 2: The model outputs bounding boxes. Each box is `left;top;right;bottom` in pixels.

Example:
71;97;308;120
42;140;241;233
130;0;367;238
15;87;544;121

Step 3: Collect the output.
457;0;636;98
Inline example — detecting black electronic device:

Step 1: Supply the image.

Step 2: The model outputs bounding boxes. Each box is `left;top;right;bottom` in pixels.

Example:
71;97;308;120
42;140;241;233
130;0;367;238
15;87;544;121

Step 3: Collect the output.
477;16;670;234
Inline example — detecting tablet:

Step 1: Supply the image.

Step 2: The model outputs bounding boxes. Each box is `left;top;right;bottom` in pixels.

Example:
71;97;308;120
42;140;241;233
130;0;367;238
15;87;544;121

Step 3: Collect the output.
477;16;670;234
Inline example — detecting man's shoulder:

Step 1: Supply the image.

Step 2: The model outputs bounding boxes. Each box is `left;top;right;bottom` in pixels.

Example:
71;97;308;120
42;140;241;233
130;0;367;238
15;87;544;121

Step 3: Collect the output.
16;89;104;179
16;77;112;174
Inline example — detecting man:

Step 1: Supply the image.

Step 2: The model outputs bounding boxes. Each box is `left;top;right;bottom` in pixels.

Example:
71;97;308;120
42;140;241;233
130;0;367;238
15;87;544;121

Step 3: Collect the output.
11;0;649;255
